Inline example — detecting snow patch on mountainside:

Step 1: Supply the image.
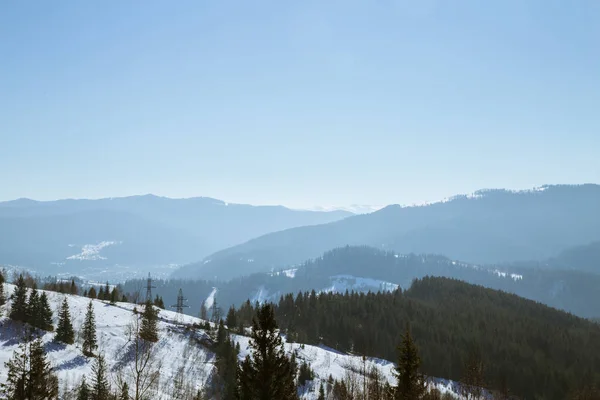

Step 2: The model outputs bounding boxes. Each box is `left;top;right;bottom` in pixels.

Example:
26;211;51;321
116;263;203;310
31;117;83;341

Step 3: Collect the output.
322;275;399;294
204;287;218;310
67;241;121;261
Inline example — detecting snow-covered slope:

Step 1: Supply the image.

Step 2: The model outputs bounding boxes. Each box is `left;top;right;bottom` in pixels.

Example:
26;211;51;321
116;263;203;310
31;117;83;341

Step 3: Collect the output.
0;284;462;398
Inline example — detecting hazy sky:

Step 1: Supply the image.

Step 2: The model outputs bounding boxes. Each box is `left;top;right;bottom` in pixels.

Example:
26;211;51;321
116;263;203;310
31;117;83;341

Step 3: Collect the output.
1;1;599;208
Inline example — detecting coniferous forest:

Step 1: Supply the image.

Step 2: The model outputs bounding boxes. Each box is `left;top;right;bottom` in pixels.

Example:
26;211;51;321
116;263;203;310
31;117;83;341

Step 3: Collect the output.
233;276;600;399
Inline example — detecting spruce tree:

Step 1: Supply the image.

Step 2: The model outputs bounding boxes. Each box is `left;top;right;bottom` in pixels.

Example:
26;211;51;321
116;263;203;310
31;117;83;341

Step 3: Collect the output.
212;321;238;400
82;301;98;356
88;287;97;299
139;300;159;343
119;382;129;400
394;326;427;400
318;383;325;400
28;336;59;398
78;376;91;400
55;297;75;344
71;279;78;295
226;306;237;330
110;288;118;304
39;292;54;331
26;287;41;327
153;294;165;309
104;282;110;301
237;304;298;400
0;269;6;308
98;288;105;302
1;334;58;399
91;353;110;400
9;274;29;322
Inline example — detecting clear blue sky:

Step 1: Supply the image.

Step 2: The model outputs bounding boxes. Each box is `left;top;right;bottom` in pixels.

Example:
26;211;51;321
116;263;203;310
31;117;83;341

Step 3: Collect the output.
1;1;599;208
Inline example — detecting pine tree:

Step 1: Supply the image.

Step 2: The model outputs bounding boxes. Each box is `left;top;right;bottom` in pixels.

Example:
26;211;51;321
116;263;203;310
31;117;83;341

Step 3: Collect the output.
110;288;118;304
55;297;75;344
212;321;238;400
88;287;97;299
26;287;41;327
0;269;6;308
153;294;165;309
460;349;485;400
78;376;91;400
318;383;325;400
71;279;78;295
237;303;298;400
82;301;98;357
98;288;105;301
9;274;29;322
119;382;129;400
104;282;110;301
39;292;54;331
200;300;207;321
394;326;427;400
226;306;237;330
139;300;159;342
91;353;110;400
28;336;59;398
1;334;58;400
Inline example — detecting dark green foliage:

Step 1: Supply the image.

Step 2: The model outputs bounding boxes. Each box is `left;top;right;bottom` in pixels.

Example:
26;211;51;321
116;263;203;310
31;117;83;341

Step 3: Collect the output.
10;274;29;322
460;349;486;399
77;376;90;400
298;361;314;387
104;282;110;301
243;276;600;400
139;300;159;342
318;383;325;400
110;287;118;304
91;353;110;400
0;269;6;308
118;382;129;400
225;305;236;330
26;287;40;325
82;301;98;356
55;297;75;344
209;320;238;400
38;292;54;331
88;287;97;299
71;279;78;295
153;294;165;309
237;304;298;400
1;334;59;399
98;288;105;301
394;327;427;399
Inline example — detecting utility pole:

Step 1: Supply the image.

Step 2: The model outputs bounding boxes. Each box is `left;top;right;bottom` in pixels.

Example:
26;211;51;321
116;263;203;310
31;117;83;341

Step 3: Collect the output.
171;288;189;315
145;272;156;303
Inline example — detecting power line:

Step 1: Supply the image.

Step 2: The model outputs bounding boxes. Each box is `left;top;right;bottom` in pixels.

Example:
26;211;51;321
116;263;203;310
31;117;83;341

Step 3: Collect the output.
145;272;157;303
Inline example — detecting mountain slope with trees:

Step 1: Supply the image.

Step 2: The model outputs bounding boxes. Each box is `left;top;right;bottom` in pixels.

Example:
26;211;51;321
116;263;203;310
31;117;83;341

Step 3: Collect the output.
176;184;600;280
232;276;600;400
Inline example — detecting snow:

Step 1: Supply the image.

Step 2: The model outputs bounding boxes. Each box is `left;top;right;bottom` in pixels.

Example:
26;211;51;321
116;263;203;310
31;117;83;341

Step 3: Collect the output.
67;241;121;261
204;287;218;310
321;275;399;294
251;286;273;304
0;284;464;399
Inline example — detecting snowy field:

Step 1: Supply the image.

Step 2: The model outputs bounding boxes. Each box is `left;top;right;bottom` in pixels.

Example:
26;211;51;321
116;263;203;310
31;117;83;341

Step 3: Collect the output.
0;284;462;399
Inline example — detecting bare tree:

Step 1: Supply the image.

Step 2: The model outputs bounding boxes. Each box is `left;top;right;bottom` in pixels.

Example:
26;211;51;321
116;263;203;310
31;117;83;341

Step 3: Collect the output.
117;313;162;400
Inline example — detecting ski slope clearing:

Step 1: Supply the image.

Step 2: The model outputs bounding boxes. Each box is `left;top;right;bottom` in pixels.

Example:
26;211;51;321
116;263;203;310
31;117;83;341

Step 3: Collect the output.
0;284;462;398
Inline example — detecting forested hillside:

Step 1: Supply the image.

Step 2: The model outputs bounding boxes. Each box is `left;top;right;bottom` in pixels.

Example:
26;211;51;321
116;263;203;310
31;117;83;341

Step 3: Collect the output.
135;246;600;319
233;276;600;399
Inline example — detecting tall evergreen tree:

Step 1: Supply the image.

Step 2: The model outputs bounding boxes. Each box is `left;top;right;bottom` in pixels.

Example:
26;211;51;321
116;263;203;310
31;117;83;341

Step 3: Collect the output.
77;376;90;400
460;349;486;400
0;269;6;308
9;274;29;322
91;353;110;400
318;383;325;400
82;301;98;356
104;282;110;301
153;294;165;309
70;279;78;295
98;288;105;302
88;287;97;299
237;304;298;400
226;306;237;330
212;320;238;400
26;287;40;326
139;300;159;342
394;326;427;400
55;297;75;344
118;382;130;400
38;292;54;331
1;334;58;400
110;288;119;304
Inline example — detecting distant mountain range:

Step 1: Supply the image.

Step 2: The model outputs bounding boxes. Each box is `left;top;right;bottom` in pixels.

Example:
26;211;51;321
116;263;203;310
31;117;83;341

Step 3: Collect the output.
174;184;600;280
0;195;351;276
